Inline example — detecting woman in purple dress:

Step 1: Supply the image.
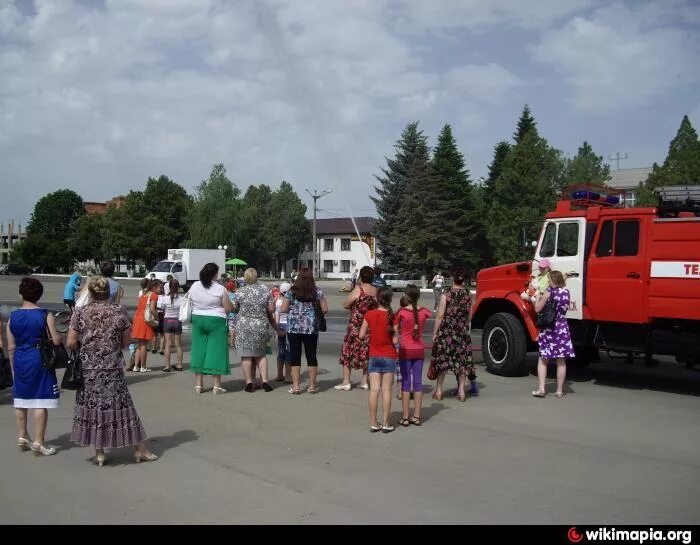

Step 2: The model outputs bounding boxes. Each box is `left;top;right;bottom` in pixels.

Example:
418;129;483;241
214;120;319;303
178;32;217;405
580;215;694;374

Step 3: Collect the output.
532;270;575;398
67;276;158;466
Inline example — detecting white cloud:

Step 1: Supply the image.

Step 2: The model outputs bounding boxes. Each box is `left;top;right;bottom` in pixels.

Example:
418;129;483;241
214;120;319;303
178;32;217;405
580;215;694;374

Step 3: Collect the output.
532;2;700;113
445;63;523;105
0;0;697;224
400;0;594;31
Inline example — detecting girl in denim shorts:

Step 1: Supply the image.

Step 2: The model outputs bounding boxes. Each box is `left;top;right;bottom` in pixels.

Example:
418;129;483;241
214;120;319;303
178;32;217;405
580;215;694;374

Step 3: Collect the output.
359;287;398;433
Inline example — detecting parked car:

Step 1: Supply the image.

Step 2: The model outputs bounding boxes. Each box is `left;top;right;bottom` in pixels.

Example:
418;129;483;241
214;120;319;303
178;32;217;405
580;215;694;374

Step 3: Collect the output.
381;272;423;291
0;263;32;275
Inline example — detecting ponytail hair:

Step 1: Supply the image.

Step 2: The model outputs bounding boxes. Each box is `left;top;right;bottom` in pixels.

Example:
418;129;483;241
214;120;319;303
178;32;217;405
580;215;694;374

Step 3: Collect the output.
404;284;421;339
169;279;180;304
376;287;394;337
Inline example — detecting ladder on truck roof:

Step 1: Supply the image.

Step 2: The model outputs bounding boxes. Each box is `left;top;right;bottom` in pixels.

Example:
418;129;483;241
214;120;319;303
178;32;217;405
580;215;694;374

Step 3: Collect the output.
656;185;700;217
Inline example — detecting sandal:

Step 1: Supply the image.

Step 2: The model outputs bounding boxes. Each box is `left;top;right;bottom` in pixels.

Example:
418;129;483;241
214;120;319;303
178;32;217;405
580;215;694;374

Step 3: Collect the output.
532;390;546;398
370;423;382;433
30;442;57;456
399;417;411;427
193;385;203;394
174;366;183;371
307;386;319;394
409;416;422;426
457;393;466;402
381;425;395;434
16;437;32;450
431;392;443;401
554;392;565;399
288;387;301;395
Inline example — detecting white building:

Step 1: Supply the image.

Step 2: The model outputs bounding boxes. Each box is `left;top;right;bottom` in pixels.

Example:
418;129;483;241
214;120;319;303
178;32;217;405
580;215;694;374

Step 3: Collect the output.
0;220;27;264
608;167;652;207
287;217;378;280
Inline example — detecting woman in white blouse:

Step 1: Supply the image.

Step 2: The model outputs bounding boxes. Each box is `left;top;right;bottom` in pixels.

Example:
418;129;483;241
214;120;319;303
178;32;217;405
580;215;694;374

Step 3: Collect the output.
188;263;233;394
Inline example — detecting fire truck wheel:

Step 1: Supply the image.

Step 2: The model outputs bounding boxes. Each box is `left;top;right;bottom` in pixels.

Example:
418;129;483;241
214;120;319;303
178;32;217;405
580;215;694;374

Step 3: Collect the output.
483;312;527;376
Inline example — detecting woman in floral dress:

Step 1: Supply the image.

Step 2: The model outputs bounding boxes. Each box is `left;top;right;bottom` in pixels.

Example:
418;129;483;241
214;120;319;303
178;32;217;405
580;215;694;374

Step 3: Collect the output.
430;267;473;402
67;276;157;466
532;270;575;399
235;268;282;393
336;266;377;391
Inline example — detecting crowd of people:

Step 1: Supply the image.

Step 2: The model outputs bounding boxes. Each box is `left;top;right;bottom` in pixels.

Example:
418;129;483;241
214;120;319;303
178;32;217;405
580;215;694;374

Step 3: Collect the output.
0;258;574;460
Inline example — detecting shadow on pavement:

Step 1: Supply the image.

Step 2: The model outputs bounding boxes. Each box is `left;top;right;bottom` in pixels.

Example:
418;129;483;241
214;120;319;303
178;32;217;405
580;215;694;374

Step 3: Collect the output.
527;357;700;397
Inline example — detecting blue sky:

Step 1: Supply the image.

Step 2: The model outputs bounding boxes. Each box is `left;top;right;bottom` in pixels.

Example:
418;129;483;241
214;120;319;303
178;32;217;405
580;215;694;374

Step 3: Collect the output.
1;0;699;226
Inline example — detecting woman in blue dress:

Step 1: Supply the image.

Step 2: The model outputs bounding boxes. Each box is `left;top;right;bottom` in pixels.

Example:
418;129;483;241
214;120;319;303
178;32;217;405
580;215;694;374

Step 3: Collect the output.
6;277;62;455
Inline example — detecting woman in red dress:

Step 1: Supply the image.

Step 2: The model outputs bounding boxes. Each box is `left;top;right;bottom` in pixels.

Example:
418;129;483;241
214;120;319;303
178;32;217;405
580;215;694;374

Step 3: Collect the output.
131;280;158;372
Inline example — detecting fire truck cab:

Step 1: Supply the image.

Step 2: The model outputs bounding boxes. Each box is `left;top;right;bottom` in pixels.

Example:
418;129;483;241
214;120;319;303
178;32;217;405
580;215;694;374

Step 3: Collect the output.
473;186;700;376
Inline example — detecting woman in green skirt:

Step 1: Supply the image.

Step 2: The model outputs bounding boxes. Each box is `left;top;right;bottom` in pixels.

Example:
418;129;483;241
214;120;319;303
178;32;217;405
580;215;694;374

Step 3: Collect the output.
189;263;234;394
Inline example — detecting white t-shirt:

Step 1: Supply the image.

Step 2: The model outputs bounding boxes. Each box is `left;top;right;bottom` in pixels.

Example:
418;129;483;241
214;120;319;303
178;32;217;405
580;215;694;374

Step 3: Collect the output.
432;275;444;288
189;281;227;319
161;294;181;319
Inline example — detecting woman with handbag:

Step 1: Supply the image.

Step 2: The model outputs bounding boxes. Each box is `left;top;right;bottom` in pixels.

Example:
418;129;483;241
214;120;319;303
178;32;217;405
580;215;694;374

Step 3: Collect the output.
532;270;575;398
189;263;234;394
67;276;157;466
5;277;61;456
281;267;328;394
130;279;158;372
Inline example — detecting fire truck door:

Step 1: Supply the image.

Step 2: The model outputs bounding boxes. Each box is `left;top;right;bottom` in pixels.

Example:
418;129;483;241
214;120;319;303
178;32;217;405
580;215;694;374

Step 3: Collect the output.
586;218;647;323
536;219;585;320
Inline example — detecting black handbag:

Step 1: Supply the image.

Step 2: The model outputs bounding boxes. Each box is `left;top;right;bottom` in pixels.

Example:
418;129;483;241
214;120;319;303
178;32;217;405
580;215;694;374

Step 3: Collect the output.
0;350;12;389
38;310;68;370
60;350;83;390
314;295;327;333
536;297;557;329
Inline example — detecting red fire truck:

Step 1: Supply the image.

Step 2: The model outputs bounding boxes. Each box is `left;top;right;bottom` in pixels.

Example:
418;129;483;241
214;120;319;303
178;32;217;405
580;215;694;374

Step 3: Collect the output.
473;186;700;375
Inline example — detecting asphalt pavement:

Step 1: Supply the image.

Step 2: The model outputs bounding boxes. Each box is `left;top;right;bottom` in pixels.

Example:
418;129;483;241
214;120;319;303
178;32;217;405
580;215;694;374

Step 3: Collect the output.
0;275;699;524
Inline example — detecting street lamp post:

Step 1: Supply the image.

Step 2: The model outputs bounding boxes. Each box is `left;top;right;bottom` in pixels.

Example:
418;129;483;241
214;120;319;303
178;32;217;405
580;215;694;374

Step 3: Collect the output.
218;245;228;276
305;188;332;279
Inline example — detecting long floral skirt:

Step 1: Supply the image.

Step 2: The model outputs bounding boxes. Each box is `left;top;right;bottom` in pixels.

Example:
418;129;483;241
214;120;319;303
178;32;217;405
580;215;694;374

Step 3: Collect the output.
71;368;147;449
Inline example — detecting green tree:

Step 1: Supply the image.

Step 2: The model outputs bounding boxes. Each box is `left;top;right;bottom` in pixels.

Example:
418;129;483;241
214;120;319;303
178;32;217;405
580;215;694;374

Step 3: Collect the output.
372;121;428;271
266;181;310;276
101;204;132;269
475;140;512;267
484;141;511;203
393;150;456;276
187;164;241;250
513;104;537;144
141;175;192;255
488;114;565;264
430;124;480;274
638;115;700;205
23;189;85;271
562;141;611;187
67;214;106;263
238;184;275;271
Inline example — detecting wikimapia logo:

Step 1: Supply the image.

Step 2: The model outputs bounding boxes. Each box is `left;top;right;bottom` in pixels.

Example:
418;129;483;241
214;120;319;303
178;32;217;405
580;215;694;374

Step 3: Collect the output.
567;527;692;544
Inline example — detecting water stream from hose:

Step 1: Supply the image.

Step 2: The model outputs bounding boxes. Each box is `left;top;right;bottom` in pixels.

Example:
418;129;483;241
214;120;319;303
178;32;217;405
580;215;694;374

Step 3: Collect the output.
253;1;373;267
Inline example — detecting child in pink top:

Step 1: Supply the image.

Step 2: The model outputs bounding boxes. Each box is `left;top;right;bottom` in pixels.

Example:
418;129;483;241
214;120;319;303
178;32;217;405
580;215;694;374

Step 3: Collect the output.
394;285;431;426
